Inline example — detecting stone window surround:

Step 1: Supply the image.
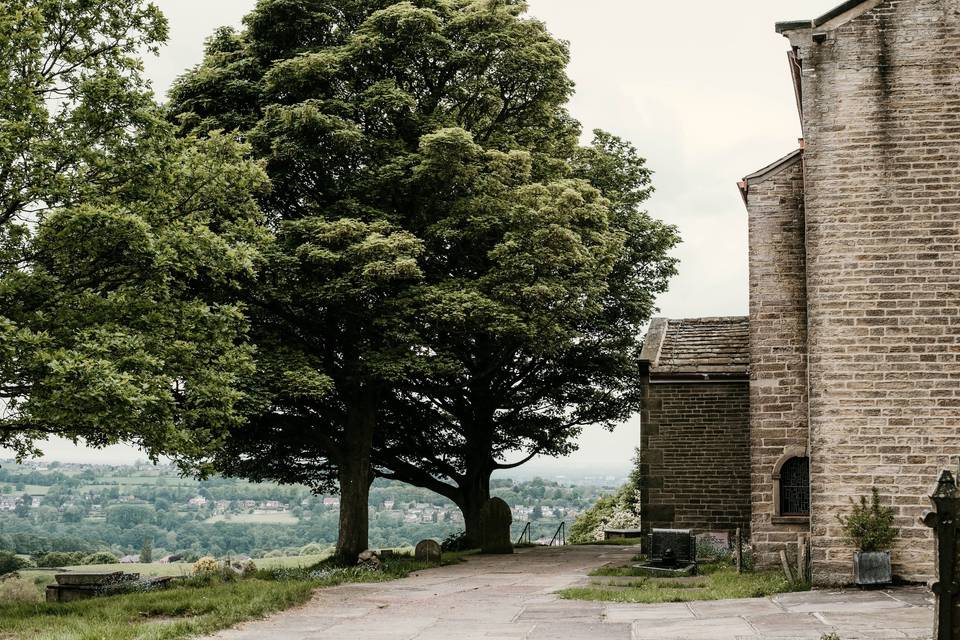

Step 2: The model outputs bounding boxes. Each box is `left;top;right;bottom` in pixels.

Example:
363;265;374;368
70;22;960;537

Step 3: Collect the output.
772;445;810;525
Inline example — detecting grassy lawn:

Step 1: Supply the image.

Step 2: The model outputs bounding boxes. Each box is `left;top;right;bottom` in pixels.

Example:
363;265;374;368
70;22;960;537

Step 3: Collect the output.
0;553;470;640
558;562;809;604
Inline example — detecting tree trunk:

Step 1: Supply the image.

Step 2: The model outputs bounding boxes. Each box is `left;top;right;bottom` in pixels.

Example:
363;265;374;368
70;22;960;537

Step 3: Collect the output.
335;391;377;564
459;467;493;548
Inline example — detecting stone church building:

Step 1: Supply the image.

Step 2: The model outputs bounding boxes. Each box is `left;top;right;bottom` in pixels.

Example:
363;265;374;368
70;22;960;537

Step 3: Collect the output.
639;0;960;584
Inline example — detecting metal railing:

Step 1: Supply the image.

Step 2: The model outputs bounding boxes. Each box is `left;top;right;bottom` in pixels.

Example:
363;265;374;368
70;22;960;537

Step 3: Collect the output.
549;522;566;546
516;522;532;546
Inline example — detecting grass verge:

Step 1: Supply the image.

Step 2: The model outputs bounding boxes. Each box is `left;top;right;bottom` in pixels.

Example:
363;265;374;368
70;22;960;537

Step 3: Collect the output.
574;537;644;546
0;552;471;640
558;562;809;604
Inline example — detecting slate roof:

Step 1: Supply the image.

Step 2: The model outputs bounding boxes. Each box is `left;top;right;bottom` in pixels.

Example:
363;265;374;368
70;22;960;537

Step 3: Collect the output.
775;0;878;33
639;317;750;380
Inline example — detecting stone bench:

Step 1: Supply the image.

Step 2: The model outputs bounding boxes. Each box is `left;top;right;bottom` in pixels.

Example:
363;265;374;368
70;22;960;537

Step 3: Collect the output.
45;571;171;602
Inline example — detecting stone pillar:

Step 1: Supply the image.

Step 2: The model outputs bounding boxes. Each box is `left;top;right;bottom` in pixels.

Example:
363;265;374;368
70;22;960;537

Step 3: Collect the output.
921;470;960;640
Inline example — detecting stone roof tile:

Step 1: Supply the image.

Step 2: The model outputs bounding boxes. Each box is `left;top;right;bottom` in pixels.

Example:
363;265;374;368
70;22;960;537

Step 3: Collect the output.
640;317;750;378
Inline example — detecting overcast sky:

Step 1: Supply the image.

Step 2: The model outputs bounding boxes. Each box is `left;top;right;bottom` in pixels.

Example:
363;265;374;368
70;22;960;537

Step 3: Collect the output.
13;0;841;473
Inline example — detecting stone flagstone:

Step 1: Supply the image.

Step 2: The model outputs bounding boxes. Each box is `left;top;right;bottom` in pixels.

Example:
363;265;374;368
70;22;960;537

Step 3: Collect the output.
203;547;934;640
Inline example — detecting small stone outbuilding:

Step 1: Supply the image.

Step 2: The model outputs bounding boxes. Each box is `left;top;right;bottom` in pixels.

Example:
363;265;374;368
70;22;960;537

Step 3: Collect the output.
637;317;751;536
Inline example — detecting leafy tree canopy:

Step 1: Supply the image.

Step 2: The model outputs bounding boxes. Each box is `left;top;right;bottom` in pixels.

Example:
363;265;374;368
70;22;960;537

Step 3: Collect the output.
0;0;269;467
169;0;678;551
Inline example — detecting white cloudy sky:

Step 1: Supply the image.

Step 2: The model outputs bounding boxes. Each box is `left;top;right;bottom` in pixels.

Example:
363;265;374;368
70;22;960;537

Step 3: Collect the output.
16;0;840;472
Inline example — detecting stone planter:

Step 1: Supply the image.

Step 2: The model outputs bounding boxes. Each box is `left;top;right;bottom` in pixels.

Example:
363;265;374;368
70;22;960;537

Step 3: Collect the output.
853;551;892;586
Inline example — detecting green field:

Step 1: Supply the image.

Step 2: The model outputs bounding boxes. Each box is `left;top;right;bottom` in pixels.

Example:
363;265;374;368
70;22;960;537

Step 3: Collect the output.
0;484;51;495
205;511;299;525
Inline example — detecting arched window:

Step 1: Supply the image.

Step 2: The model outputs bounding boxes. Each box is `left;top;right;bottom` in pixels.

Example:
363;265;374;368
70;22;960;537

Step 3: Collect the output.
778;456;810;516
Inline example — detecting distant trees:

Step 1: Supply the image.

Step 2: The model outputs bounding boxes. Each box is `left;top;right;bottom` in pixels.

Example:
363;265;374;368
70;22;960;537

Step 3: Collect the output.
169;0;677;558
140;537;153;563
14;494;30;518
105;505;155;529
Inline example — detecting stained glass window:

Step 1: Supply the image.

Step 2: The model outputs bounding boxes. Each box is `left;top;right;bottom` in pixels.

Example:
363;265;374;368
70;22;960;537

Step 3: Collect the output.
780;457;810;516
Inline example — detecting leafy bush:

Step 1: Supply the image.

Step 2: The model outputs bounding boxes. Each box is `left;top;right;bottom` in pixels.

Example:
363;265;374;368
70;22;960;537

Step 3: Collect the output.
837;487;897;552
440;530;470;552
83;552;119;565
0;552;30;576
570;485;641;544
0;576;42;603
192;556;220;575
36;551;84;568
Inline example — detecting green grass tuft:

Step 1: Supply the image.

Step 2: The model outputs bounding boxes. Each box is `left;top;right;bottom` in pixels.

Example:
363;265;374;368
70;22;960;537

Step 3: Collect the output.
564;563;808;604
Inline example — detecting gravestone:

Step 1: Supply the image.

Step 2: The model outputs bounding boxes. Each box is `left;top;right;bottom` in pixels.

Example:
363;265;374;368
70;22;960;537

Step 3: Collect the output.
357;549;383;571
480;497;513;554
415;539;442;563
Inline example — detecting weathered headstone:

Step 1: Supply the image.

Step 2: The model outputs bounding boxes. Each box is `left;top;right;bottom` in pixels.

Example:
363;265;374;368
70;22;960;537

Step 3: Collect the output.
480;497;513;554
921;468;960;640
415;539;441;563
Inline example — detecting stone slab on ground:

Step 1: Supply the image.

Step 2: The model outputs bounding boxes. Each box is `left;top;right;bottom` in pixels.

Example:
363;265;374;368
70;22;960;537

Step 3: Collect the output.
203;546;935;640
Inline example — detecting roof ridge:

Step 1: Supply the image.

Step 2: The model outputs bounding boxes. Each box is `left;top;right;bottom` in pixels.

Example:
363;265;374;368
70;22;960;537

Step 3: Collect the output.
775;0;883;34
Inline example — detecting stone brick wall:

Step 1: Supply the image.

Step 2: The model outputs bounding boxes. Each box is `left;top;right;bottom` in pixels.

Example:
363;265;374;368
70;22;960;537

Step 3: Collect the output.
744;154;810;570
638;380;751;534
784;0;960;584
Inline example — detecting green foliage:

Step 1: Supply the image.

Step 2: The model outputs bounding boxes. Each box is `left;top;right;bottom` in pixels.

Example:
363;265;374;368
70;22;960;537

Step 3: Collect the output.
569;494;618;544
0;0;269;467
168;0;678;552
104;504;156;530
836;487;897;552
140;538;152;564
35;551;84;568
0;551;30;575
440;531;471;552
82;552;118;566
570;468;640;544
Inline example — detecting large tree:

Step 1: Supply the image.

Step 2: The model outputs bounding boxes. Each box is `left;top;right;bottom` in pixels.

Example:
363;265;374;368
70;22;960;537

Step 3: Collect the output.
375;130;677;542
169;0;678;554
0;0;268;466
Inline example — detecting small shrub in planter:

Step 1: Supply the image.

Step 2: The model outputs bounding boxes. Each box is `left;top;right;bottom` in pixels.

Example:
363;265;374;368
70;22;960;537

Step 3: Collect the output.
837;487;896;585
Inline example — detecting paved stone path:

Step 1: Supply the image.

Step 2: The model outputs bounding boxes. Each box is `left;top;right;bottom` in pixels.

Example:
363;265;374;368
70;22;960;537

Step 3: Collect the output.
205;546;934;640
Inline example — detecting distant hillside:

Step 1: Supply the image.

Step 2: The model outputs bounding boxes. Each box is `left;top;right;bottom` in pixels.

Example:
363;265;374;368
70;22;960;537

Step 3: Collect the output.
0;461;618;560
